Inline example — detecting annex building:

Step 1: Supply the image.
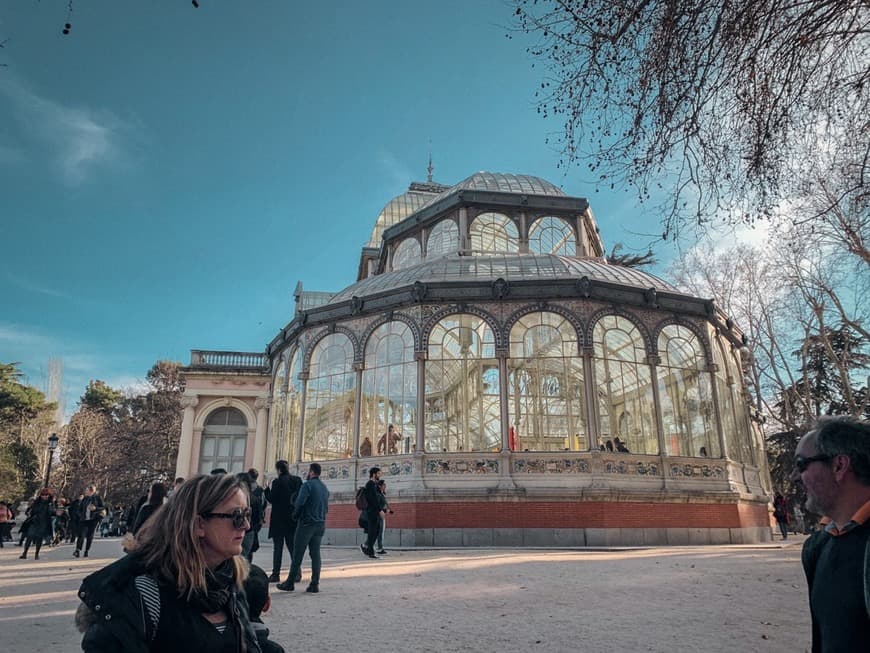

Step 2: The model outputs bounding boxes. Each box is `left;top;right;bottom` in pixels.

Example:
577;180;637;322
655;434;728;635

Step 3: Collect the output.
176;171;773;546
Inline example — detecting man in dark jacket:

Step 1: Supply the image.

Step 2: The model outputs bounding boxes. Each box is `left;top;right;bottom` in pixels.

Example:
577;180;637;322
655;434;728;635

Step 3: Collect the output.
277;462;329;593
264;460;302;582
74;485;104;558
360;467;384;559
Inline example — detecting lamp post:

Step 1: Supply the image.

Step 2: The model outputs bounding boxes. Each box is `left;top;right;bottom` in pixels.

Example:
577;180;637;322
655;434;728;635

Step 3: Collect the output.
44;433;59;488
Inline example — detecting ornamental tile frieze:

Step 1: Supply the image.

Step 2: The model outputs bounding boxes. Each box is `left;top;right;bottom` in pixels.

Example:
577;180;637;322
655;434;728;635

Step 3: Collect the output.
425;458;499;474
323;464;352;480
602;459;661;476
513;458;591;474
668;463;726;479
383;459;415;476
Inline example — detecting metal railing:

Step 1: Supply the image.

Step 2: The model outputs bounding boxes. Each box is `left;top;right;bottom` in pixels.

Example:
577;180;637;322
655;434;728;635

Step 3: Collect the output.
188;350;268;369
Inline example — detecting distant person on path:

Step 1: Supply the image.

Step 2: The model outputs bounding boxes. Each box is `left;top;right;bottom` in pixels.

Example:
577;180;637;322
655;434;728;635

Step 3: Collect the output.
75;474;260;652
20;488;53;560
791;416;870;651
375;479;393;555
0;500;14;547
244;564;286;652
167;477;185;499
74;485;105;558
773;493;790;540
132;483;167;535
264;460;302;582
360;467;384;559
277;462;329;593
68;493;83;543
238;469;265;562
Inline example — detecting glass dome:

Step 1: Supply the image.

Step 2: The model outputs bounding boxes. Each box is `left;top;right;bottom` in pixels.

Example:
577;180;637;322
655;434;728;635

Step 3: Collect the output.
417;172;566;213
367;187;440;248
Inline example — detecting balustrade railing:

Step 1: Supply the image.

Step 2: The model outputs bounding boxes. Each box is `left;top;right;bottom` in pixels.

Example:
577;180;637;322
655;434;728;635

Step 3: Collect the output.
188;350;268;369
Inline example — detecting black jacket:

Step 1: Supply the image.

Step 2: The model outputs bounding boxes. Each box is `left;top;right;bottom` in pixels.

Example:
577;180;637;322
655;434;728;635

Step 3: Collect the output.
363;479;381;516
264;472;302;538
76;553;261;653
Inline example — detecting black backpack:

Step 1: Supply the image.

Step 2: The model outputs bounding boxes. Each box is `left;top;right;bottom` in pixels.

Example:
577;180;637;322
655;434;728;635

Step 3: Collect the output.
354;486;367;511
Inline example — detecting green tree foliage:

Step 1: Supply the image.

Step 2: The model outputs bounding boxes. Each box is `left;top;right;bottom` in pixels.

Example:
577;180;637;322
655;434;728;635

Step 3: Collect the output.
0;362;56;501
514;0;868;239
80;380;124;414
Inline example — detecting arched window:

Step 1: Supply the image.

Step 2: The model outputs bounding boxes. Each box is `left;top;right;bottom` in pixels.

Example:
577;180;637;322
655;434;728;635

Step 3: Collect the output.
469;212;518;255
593;315;658;454
712;334;754;463
425;315;499;452
657;325;719;457
267;360;287;466
283;348;304;462
199;407;248;474
528;216;575;256
426;219;459;259
392;237;422;270
361;322;417;456
508;312;586;451
303;333;355;460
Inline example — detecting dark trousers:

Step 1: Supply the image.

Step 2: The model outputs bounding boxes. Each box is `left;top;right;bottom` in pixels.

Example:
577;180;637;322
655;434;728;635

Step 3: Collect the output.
289;522;325;585
76;520;98;553
364;512;380;553
271;522;297;577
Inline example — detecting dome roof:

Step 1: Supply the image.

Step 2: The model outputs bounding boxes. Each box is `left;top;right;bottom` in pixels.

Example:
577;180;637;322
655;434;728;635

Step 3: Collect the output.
366;186;441;248
328;253;677;304
417;172;566;213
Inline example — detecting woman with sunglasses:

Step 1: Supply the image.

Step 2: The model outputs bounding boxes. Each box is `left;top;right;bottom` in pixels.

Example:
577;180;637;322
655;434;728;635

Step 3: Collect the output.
75;473;262;652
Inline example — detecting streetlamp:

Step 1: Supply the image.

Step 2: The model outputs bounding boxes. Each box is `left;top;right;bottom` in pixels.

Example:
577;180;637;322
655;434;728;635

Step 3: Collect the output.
44;433;59;488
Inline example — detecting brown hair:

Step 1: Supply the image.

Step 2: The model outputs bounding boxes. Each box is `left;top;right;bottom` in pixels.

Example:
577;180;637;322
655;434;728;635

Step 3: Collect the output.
128;474;250;599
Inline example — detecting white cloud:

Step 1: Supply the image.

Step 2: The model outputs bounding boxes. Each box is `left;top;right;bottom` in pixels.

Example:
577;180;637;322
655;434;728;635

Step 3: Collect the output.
4;270;74;299
0;76;133;186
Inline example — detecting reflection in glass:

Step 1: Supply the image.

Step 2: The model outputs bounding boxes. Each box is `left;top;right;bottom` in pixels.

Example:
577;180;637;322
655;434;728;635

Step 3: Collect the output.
303;333;355;460
425;315;500;452
528;216;575;256
593;315;658;454
657;325;719;457
392;237;422;270
508;312;586;451
361;322;417;456
469;212;518;255
283;348;303;462
712;335;754;464
267;361;286;465
426;219;459;259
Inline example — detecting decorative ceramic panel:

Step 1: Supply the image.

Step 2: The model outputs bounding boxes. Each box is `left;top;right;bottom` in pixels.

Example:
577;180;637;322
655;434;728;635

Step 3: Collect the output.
668;463;726;479
513;458;591;474
425;458;499;474
602;459;661;476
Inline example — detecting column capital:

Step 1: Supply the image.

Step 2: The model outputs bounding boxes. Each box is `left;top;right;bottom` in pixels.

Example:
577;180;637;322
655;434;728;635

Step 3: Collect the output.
254;396;270;411
181;396;199;409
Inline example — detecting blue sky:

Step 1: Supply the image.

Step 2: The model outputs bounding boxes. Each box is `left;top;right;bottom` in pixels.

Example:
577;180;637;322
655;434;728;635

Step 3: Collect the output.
1;1;663;419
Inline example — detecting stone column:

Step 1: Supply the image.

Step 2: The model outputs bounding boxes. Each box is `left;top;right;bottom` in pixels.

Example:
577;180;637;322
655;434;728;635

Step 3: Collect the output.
353;363;363;456
459;207;469;253
415;352;426;453
647;355;667;456
497;349;510;451
252;396;269;473
175;396;199;479
296;373;309;462
518;211;530;253
581;345;598;447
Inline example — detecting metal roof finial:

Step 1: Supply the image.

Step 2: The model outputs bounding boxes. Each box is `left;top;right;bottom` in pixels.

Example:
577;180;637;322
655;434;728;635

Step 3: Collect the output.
427;139;434;183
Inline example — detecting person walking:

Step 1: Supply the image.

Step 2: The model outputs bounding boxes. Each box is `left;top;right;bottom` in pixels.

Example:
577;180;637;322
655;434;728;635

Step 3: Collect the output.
360;467;384;559
74;485;105;558
264;460;302;582
0;500;13;547
132;483;167;535
773;493;790;540
791;416;870;651
75;474;261;652
375;479;393;555
277;462;329;593
20;489;53;560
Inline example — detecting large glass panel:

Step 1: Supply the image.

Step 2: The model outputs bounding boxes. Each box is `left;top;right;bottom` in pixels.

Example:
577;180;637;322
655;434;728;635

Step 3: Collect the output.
528;216;575;256
361;322;417;456
392;238;422;270
593;315;658;454
302;333;355;460
425;315;500;452
657;325;719;457
283;348;304;463
427;219;459;259
469;212;518;255
508;312;586;451
267;361;287;466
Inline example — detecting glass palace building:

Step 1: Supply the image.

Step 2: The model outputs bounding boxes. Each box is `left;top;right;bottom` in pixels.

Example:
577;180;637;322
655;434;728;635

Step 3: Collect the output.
177;172;773;546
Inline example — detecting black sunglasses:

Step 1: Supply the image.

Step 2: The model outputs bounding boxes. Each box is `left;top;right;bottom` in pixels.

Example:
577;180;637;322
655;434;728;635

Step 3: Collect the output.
794;454;831;473
201;507;251;529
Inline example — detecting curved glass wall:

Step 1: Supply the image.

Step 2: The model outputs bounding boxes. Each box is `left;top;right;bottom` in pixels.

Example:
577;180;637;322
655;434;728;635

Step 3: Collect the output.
267;361;287;465
361;322;417;456
711;334;754;463
469;212;518;255
283;348;304;462
302;333;355;460
425;315;500;452
593;315;658;454
528;216;575;256
657;325;719;457
199;407;248;474
508;312;586;451
392;237;422;270
426;219;459;259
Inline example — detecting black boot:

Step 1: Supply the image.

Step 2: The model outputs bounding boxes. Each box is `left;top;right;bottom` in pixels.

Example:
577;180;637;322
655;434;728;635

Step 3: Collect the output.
276;579;295;592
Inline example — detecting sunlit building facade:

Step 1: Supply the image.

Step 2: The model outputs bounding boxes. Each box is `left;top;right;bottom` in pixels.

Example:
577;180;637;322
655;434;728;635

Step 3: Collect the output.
178;172;773;546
